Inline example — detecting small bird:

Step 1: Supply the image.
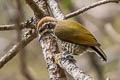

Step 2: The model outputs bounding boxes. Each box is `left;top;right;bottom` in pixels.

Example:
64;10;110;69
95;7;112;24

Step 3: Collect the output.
37;16;107;61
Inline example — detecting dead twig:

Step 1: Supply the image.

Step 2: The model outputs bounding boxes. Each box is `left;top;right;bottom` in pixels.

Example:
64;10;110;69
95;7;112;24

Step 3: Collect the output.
25;0;48;18
65;0;120;19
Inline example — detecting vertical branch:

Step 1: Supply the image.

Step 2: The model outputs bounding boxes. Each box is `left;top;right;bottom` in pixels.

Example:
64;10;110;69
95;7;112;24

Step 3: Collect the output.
40;34;67;80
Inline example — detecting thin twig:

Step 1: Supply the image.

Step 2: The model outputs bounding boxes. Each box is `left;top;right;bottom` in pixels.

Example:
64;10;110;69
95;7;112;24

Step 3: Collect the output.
65;0;120;19
0;24;20;30
0;17;35;31
0;23;32;31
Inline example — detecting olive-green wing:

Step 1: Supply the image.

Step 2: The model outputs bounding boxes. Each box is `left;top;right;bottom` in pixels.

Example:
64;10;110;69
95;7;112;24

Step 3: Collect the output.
54;20;99;46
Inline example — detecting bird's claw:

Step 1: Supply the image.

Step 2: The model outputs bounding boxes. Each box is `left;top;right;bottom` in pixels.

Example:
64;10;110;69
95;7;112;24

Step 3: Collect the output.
55;52;75;65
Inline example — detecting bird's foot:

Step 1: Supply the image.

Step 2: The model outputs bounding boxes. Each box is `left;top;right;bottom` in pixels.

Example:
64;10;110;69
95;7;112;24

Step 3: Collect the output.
55;53;62;64
55;52;76;65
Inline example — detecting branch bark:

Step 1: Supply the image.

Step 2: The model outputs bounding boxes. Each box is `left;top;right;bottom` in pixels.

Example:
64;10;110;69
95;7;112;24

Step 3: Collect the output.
40;34;67;80
0;24;23;31
47;0;64;20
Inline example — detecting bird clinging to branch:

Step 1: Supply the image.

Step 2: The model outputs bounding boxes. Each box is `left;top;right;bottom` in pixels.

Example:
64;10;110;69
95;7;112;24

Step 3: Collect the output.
37;16;107;62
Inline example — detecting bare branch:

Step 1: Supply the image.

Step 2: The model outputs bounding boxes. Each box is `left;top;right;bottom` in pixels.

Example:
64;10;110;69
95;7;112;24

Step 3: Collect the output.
0;17;35;31
47;0;64;20
0;24;19;30
25;0;48;18
40;34;67;80
0;23;32;31
0;30;37;68
65;0;120;19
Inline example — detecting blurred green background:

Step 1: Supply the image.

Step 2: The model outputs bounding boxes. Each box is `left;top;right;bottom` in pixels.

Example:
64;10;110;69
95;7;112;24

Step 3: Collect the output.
0;0;120;80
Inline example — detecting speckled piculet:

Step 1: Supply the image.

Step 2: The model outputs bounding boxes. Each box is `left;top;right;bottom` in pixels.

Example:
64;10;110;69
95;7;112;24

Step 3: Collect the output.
37;16;107;61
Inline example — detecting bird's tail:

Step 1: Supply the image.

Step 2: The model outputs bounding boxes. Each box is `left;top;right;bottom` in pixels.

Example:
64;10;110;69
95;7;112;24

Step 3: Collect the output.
91;46;107;61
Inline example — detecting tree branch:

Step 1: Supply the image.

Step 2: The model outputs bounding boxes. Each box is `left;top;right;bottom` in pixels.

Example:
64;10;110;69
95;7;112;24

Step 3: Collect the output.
47;0;64;20
0;0;51;68
0;22;34;31
65;0;120;19
25;0;48;18
0;30;37;68
0;24;21;31
40;34;67;80
58;52;93;80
